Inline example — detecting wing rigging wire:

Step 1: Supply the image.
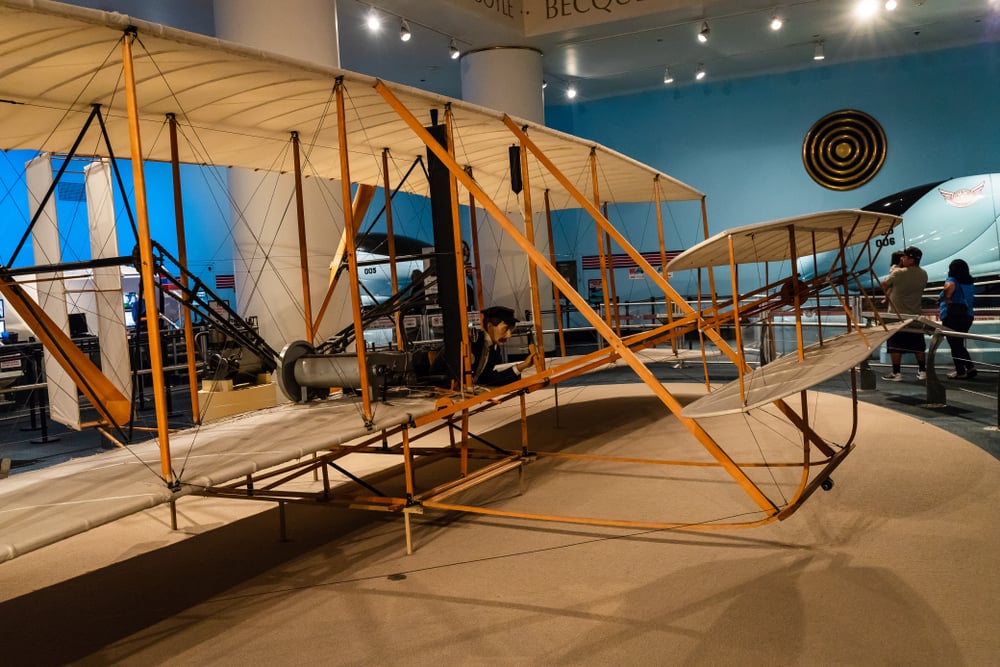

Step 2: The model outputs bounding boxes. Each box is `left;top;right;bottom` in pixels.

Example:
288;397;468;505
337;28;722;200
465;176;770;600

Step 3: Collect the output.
132;36;339;346
1;122;145;444
88;37;328;474
1;38;190;450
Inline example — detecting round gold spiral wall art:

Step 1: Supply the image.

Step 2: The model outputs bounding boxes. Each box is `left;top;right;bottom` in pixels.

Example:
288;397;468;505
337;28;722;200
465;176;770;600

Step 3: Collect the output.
802;109;886;190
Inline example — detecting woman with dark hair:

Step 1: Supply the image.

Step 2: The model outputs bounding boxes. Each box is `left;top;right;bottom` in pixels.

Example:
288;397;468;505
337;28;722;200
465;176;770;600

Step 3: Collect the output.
939;259;976;379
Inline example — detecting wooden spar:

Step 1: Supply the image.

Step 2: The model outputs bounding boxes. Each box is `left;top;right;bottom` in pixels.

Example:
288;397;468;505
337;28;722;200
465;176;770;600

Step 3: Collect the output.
503;122;723;351
312;183;375;336
697;270;710;389
460;409;470;476
727;235;746;405
334;78;372;424
589;150;613;328
374;81;779;515
501;153;831;454
543;190;566;357
167;114;200;424
830;226;872;347
811;231;823;346
700;196;720;324
516;136;544;370
443;106;472;392
467;184;485;312
788;226;805;363
291;132;315;343
381;149;403;350
603;207;621;336
654;177;677;355
502;113;837;473
122;29;173;482
0;276;130;427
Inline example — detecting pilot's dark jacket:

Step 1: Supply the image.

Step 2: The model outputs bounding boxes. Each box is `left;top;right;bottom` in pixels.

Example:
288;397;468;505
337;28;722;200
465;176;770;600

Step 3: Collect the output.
467;328;519;386
429;327;519;387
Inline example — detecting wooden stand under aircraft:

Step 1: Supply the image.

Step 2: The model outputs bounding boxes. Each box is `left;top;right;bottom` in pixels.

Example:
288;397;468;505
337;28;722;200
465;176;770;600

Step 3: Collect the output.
0;0;907;562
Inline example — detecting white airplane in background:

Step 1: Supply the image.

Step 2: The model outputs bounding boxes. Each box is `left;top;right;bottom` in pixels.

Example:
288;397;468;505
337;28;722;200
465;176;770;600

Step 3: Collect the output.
799;174;1000;288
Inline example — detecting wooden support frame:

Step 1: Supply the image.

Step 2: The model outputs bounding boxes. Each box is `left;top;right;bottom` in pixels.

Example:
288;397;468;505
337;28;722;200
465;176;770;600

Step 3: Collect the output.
374;81;781;516
122;29;174;484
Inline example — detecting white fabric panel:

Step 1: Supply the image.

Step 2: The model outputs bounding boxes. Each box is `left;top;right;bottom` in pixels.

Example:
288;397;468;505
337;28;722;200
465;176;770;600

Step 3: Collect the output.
229;172;345;350
26;155;81;430
668;209;902;271
0;1;702;210
682;321;908;418
85;160;132;402
0;393;436;563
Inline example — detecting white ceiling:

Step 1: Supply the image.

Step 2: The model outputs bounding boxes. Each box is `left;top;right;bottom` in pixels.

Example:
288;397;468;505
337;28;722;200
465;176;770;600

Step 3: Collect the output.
336;0;999;102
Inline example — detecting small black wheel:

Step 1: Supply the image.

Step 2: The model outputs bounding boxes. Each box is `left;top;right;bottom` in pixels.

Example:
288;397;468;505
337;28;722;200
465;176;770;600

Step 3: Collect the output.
821;478;834;491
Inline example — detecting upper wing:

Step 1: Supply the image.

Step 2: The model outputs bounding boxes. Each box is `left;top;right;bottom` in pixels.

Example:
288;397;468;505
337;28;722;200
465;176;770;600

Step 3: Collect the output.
667;209;901;271
0;0;701;211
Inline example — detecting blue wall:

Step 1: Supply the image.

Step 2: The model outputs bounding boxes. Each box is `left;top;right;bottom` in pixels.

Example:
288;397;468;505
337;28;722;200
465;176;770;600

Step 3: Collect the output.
0;155;234;300
2;41;996;304
545;42;1000;296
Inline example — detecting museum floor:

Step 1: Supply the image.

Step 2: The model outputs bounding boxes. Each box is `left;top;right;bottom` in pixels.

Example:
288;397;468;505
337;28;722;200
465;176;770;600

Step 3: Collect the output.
0;361;997;665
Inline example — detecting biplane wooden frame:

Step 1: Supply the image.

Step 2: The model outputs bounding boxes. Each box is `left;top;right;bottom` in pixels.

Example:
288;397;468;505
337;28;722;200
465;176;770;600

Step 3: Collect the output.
0;0;903;561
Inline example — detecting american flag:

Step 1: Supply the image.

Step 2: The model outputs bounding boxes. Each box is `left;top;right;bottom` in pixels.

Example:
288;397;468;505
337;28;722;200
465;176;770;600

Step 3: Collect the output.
215;274;236;289
580;251;680;270
158;274;180;290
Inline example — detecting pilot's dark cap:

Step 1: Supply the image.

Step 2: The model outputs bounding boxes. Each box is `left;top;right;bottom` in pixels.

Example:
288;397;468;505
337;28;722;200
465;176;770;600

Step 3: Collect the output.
902;246;923;261
482;306;517;327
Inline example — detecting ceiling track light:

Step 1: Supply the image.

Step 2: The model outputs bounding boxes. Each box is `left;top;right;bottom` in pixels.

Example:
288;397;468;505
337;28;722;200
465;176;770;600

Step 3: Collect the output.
663;66;674;84
814;41;826;60
855;0;878;19
695;63;706;80
449;37;460;60
770;13;784;31
697;21;710;43
884;0;897;10
365;6;381;31
566;85;577;99
399;18;411;42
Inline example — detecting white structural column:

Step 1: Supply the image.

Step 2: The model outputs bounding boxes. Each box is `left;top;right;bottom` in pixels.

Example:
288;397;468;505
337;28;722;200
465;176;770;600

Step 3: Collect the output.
460;47;553;350
214;0;348;349
85;159;132;403
26;155;81;430
461;47;545;124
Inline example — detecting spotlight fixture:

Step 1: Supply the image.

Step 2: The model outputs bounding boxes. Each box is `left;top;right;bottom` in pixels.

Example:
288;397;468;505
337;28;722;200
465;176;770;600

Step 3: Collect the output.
814;41;826;60
663;66;674;84
697;21;710;43
449;38;460;60
884;0;897;9
365;6;380;31
770;14;784;31
566;85;577;99
399;19;411;42
695;63;706;80
542;80;548;89
854;0;878;19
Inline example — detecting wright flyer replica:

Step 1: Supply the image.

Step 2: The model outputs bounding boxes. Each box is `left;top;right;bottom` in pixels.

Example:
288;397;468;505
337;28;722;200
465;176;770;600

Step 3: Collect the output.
0;0;904;562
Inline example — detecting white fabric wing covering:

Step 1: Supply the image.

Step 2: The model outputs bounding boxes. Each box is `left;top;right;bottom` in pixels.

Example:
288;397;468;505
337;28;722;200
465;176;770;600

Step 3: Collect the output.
668;209;901;271
0;0;702;211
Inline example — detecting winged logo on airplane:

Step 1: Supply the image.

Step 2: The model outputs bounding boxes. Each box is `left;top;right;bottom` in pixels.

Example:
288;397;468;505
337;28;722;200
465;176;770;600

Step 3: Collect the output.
939;181;985;208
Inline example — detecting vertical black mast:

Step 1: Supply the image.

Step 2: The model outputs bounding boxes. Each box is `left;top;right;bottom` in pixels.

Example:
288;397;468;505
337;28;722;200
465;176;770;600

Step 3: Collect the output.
425;110;463;383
